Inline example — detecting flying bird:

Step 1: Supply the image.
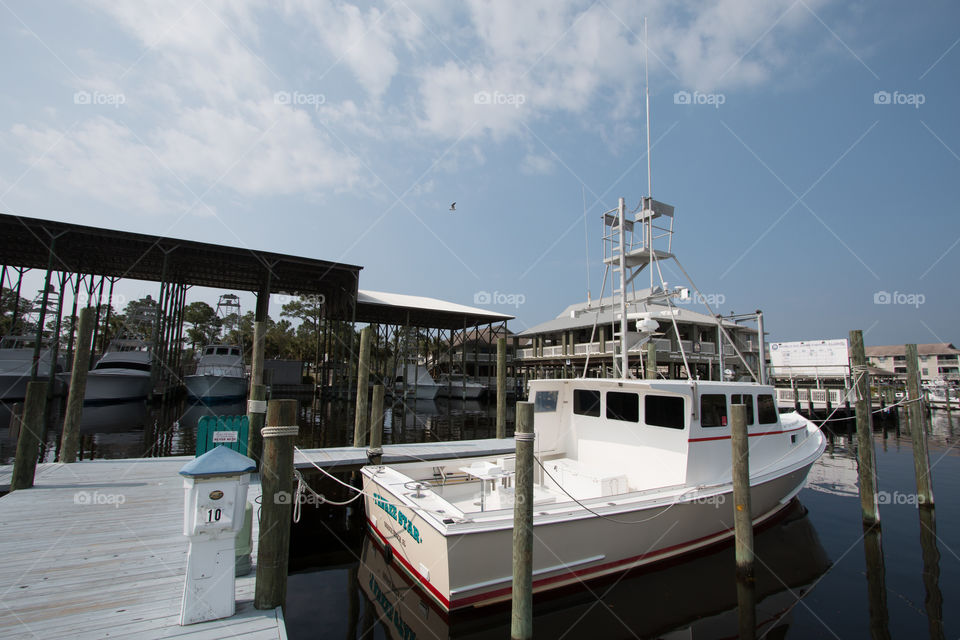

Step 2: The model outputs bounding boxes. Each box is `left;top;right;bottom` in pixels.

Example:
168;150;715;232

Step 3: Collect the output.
449;202;456;211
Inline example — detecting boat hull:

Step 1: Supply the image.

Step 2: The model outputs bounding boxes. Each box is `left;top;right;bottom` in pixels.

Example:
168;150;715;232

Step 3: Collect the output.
393;383;442;400
363;460;816;611
184;374;247;402
436;384;485;399
0;374;68;402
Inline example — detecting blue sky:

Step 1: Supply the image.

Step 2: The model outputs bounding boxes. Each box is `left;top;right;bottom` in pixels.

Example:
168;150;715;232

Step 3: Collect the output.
0;0;957;346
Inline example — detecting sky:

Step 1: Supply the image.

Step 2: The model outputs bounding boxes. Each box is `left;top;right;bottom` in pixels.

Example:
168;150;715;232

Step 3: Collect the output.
0;0;958;347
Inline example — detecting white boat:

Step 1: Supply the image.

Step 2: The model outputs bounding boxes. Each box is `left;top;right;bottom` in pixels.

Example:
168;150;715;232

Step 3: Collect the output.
362;126;825;608
84;339;153;403
0;335;67;401
362;378;824;610
393;363;442;400
184;344;247;402
435;373;485;399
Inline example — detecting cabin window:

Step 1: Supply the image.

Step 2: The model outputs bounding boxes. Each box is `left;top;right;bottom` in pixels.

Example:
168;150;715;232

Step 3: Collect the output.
701;394;727;427
231;348;240;356
606;392;639;422
534;390;558;412
216;347;229;355
757;394;778;424
730;394;755;424
206;347;214;355
573;389;601;417
645;395;685;429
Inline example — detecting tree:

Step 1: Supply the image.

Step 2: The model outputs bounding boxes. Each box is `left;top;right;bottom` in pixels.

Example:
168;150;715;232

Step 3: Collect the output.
183;301;220;349
280;295;326;368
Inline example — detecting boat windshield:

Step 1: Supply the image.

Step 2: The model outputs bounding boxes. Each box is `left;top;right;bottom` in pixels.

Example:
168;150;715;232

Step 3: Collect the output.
95;361;151;372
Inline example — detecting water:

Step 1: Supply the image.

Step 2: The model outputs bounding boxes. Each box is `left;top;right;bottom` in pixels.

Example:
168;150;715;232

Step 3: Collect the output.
2;397;957;637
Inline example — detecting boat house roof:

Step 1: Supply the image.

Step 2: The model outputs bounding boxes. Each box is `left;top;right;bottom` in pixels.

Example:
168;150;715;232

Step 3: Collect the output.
355;290;513;330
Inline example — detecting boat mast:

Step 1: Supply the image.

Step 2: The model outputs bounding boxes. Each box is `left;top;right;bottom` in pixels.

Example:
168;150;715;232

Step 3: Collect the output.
618;197;629;379
644;17;654;294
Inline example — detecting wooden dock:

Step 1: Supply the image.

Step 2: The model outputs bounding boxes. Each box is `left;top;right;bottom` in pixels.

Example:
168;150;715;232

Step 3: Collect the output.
0;457;286;639
294;437;517;472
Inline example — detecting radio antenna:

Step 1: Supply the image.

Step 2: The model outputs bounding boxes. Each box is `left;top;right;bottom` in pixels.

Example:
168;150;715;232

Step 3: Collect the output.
644;17;652;198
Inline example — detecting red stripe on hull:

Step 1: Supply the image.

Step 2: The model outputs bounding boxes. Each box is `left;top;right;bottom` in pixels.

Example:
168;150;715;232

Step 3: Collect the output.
367;499;792;611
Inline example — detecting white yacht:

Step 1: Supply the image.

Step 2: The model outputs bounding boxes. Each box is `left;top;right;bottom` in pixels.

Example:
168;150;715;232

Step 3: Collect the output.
84;339;153;403
183;294;248;402
362;182;825;610
0;335;66;401
393;363;442;400
184;344;247;402
435;373;485;399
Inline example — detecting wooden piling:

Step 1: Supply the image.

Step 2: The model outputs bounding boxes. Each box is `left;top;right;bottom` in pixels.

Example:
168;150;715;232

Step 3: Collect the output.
8;402;23;441
369;384;384;465
850;330;880;525
905;344;934;506
255;399;299;611
497;337;507;438
511;401;535;640
791;379;800;413
60;307;95;463
246;320;267;463
353;326;371;447
736;576;757;640
645;341;657;380
11;381;48;491
730;404;754;579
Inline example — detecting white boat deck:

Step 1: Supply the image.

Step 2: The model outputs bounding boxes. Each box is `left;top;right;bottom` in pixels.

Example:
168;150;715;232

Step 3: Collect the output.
0;458;285;639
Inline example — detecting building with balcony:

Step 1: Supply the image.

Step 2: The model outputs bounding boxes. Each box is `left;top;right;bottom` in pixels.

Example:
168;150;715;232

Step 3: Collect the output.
865;343;960;382
515;290;760;381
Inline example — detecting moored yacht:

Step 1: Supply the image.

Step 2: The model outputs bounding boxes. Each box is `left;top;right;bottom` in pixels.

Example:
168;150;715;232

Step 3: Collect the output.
184;343;247;402
0;335;67;401
393;363;442;400
435;373;485;399
183;294;248;402
84;339;153;404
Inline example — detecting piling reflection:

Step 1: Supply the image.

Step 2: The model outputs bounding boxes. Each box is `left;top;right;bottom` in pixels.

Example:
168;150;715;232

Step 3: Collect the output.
918;507;944;640
862;524;891;640
736;576;756;640
353;500;828;639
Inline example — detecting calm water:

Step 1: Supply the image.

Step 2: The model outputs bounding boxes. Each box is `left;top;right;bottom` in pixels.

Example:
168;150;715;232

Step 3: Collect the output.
2;397;957;638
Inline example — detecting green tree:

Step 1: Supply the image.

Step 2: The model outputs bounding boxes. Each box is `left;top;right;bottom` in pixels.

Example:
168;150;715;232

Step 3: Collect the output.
183;301;220;349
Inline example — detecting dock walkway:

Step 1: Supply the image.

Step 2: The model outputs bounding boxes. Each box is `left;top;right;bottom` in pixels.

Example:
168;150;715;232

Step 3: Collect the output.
0;457;285;640
294;437;517;472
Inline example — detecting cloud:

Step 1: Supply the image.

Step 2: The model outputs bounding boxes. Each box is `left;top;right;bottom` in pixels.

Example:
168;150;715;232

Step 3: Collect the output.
3;0;836;218
520;153;555;175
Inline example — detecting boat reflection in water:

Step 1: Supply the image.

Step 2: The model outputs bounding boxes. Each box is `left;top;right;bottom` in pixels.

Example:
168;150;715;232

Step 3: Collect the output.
178;399;247;430
78;399;148;433
357;499;829;639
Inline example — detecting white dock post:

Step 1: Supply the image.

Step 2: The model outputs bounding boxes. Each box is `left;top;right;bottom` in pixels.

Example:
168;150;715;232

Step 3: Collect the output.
178;447;255;625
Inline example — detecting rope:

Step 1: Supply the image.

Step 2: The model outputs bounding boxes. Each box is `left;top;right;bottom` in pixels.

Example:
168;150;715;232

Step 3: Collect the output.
262;425;298;438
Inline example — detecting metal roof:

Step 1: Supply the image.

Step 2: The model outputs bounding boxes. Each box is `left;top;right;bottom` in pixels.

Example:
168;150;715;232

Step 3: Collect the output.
355;290;513;330
0;213;361;317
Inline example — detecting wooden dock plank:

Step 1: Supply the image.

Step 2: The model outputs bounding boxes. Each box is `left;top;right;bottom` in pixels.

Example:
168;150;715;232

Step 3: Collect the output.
294;437;517;471
0;457;282;639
